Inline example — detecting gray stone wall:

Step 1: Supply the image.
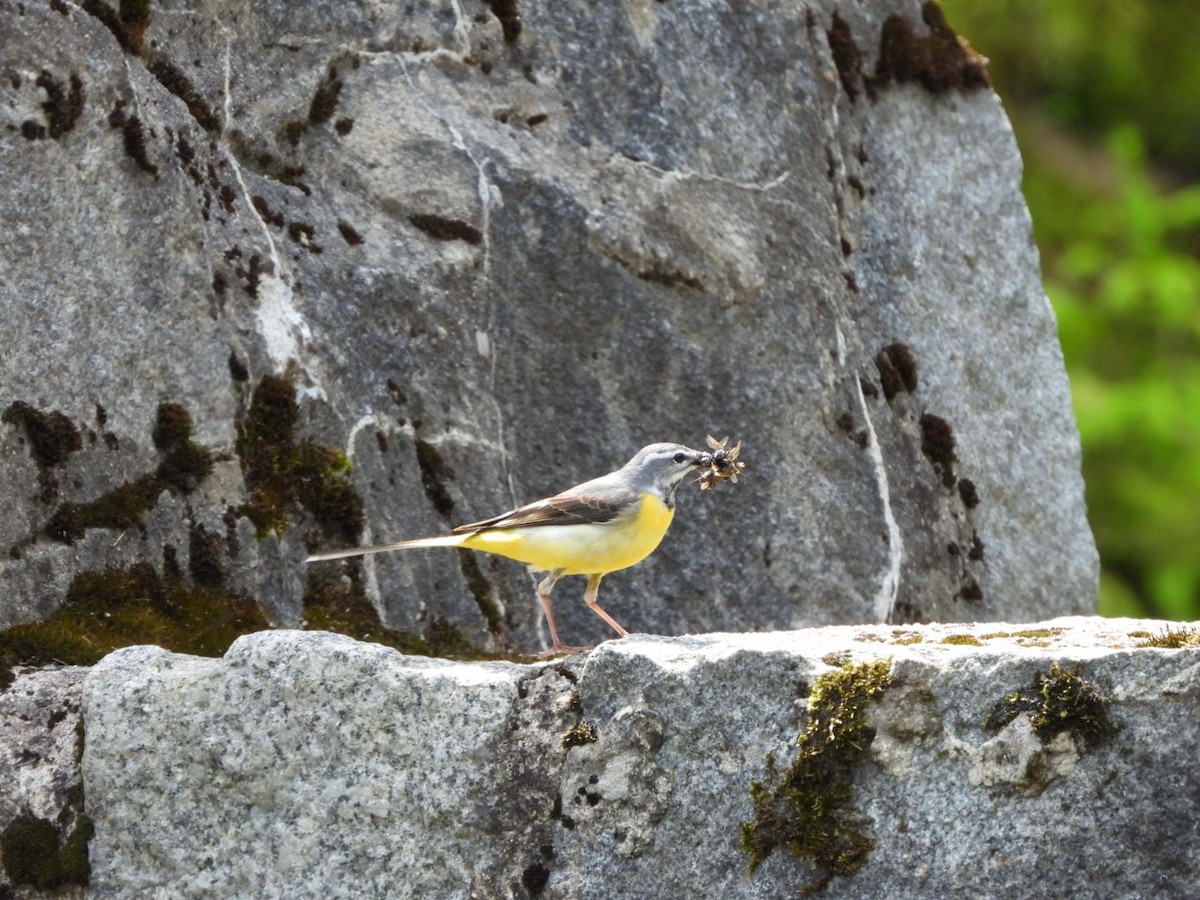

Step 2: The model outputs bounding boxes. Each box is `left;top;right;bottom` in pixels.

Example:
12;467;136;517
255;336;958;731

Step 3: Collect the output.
2;0;1095;654
72;623;1198;898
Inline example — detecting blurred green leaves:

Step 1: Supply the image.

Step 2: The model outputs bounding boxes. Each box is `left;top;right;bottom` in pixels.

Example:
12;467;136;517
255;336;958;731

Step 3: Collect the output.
1048;127;1200;619
941;2;1200;619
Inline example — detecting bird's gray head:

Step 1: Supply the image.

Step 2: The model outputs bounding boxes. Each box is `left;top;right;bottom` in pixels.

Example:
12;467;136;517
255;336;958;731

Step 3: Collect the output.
622;443;711;504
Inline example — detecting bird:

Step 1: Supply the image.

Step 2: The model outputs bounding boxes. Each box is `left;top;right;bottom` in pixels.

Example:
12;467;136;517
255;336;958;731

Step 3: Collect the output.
305;442;713;654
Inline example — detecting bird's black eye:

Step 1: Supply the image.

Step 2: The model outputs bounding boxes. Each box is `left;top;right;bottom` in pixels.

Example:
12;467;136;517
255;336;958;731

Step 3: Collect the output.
673;452;686;464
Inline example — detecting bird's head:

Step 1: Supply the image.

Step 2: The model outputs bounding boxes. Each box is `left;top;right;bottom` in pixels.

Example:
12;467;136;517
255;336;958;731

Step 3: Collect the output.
623;443;712;503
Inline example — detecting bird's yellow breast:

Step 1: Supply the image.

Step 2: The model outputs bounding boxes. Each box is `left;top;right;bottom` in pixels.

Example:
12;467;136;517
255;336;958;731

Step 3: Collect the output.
459;493;675;576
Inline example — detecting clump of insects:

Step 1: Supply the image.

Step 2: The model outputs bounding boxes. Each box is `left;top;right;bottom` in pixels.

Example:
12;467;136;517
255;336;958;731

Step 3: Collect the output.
697;435;745;490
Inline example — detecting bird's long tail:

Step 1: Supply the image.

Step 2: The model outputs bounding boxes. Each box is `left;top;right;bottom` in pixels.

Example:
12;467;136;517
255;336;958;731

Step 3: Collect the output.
305;534;465;563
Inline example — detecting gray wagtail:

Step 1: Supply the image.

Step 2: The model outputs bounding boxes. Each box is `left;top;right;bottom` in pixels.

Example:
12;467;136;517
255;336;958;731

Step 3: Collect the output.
305;442;712;653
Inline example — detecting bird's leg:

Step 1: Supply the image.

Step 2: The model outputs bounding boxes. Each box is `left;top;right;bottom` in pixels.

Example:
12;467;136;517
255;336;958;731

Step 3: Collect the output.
583;574;628;640
536;568;566;648
535;568;589;657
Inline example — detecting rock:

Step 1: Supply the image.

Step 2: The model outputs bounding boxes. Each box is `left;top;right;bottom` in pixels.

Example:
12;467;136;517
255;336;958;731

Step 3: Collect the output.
1;0;1095;653
0;666;90;896
79;620;1199;898
82;631;580;899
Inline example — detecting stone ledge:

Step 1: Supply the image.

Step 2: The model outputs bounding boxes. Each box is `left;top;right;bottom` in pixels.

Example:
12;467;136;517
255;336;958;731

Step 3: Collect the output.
74;617;1198;898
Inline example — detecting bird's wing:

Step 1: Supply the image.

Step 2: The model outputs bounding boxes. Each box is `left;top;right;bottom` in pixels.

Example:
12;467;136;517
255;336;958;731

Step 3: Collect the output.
452;484;632;534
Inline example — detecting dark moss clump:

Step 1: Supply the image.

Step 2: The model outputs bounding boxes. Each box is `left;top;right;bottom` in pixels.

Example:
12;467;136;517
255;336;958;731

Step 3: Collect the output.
287;221;323;253
151;402;192;450
280;119;309;146
835;411;869;450
869;1;990;96
956;576;983;602
121;114;158;174
118;0;151;27
0;561;268;689
408;214;483;245
235;375;364;545
967;532;985;561
58;815;93;886
413;438;457;518
486;0;522;44
228;352;250;382
957;477;980;508
251;195;284;228
44;480;159;542
144;57;219;132
110;0;151;51
337;220;364;245
634;265;705;291
80;0;134;52
2;402;82;470
308;67;343;125
42;403;213;544
741;659;892;891
826;13;864;101
3;401;83;501
35;70;85;139
874;343;918;402
919;413;957;487
115;0;151;54
984;662;1118;749
521;862;550;894
188;523;225;587
561;722;598;749
217;186;238;219
0;813;92;889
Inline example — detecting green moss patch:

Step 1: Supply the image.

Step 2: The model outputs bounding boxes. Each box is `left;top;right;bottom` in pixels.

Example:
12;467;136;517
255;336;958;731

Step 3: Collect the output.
940;634;982;646
741;659;892;892
1135;625;1200;648
0;561;268;690
978;628;1063;641
984;662;1118;748
235;375;363;546
561;722;598;749
0;813;93;889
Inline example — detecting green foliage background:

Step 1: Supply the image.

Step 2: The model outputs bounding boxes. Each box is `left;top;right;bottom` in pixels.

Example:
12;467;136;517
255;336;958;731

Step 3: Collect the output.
939;1;1200;620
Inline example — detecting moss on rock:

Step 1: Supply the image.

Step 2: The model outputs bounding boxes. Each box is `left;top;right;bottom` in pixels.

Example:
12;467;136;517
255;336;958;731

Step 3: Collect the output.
741;659;892;892
0;813;92;889
235;375;364;546
984;662;1117;748
0;561;268;689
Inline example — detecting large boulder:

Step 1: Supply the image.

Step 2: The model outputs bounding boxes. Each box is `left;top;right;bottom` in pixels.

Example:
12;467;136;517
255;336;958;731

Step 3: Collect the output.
76;622;1199;898
1;0;1095;653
